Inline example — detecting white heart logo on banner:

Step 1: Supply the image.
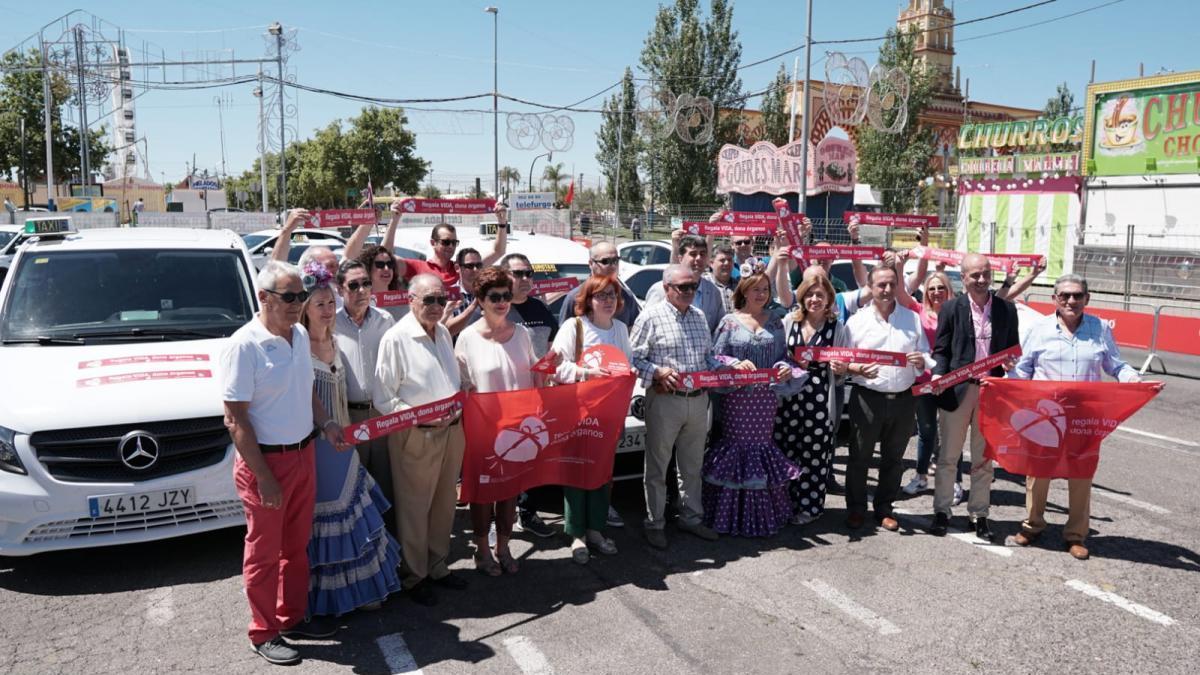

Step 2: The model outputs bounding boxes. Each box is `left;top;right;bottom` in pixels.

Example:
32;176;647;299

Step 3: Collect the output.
493;416;550;463
1010;399;1067;448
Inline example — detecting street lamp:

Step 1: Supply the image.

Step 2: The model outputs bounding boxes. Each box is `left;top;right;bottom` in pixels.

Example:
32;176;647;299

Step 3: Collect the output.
485;6;499;201
529;151;552;193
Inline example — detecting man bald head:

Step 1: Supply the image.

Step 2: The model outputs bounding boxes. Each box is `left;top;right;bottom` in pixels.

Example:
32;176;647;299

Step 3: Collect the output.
961;253;992;302
588;241;620;277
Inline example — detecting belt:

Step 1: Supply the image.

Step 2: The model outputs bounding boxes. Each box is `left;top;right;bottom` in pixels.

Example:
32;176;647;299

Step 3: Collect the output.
260;429;318;454
851;384;911;400
348;401;372;411
671;389;706;398
417;418;461;429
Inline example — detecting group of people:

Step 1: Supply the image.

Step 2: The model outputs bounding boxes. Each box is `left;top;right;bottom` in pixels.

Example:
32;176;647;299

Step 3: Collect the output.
220;204;1145;666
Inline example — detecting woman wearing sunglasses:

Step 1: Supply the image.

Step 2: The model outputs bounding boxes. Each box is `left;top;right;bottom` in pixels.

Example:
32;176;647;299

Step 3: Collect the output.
454;266;559;576
357;245;408;321
298;262;402;618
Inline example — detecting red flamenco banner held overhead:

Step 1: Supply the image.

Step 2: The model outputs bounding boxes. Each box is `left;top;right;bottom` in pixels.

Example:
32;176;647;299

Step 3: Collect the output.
460;375;636;504
979;379;1160;479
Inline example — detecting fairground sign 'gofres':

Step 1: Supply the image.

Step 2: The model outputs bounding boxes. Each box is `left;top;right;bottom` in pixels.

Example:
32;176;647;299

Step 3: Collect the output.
957;114;1084;151
718;139;855;196
1083;70;1200;177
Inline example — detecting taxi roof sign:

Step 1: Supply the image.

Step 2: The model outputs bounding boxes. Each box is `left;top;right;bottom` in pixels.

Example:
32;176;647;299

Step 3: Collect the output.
23;217;72;236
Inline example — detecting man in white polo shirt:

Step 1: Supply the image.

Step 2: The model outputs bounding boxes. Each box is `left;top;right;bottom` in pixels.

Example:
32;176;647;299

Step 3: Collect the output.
221;259;349;667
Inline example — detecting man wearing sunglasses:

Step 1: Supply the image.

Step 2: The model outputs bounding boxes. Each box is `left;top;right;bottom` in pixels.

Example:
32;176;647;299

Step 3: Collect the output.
389;202;510;290
644;234;726;334
443;248;486;337
1009;274;1151;561
333;260;398;533
555;241;641;328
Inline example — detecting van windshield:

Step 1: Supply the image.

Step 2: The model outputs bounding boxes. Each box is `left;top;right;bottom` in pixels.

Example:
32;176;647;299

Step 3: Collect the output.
0;248;256;342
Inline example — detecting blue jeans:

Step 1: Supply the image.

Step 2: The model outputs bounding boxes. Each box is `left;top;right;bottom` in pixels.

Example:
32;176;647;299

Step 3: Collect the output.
915;394;961;481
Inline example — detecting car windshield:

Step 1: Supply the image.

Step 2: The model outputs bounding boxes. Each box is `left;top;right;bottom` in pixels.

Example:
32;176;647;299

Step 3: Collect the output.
241;233;270;250
0;231;14;251
0;248;256;341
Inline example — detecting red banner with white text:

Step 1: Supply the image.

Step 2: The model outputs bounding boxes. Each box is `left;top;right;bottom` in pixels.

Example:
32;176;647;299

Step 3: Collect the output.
398;198;496;215
682;221;774;237
980;379;1160;479
310;209;376;228
460;376;636;503
795;346;906;367
844;211;938;228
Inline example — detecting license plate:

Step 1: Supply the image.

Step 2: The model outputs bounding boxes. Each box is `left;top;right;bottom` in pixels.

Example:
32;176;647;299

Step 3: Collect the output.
617;429;645;452
88;487;196;518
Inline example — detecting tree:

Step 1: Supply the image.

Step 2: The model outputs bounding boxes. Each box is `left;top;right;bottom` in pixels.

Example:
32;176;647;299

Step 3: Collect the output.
0;49;111;188
855;27;938;213
419;182;442;199
542;162;568;194
498;166;520;198
342;106;427;196
596;67;642;206
758;63;793;146
1042;82;1076;152
639;0;744;205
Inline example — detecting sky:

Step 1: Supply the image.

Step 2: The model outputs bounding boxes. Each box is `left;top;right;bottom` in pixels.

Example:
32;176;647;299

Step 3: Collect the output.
0;0;1190;196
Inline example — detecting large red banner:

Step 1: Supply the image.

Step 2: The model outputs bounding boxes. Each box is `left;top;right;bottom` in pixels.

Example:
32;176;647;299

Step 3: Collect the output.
460;375;637;503
398;198;496;215
844;211;938;228
907;245;1017;274
979;379;1160;479
531;277;579;296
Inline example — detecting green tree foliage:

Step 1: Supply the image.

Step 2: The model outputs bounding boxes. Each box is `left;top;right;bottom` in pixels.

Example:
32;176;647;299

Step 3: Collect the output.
758;63;793;146
542;162;568;194
639;0;744;205
855;28;937;213
419;182;442;199
1042;81;1076;152
595;67;642;204
498;166;521;198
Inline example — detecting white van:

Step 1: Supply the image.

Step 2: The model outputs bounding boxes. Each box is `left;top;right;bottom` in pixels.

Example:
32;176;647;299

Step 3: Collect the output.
0;223;258;555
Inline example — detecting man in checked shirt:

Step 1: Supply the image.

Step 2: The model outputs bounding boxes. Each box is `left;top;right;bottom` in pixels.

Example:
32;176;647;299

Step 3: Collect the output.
630;265;725;549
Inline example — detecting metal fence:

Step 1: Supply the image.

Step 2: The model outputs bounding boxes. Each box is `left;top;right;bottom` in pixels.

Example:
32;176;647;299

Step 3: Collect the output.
6;210;120;229
1074;227;1200;302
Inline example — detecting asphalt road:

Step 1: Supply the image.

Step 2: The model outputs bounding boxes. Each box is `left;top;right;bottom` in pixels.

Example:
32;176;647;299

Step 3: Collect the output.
3;368;1199;674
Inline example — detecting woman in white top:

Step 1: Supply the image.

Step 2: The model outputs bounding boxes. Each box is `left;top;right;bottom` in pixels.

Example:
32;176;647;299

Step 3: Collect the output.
550;274;632;564
455;266;556;576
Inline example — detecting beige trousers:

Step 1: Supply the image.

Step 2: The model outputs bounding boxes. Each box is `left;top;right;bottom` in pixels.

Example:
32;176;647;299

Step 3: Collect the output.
643;390;709;529
1023;477;1092;544
933;384;993;519
387;422;466;589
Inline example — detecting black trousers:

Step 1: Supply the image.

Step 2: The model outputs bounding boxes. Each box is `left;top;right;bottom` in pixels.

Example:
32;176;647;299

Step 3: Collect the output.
846;385;917;518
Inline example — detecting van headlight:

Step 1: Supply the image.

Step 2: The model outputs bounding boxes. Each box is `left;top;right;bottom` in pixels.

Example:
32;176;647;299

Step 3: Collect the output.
0;426;26;475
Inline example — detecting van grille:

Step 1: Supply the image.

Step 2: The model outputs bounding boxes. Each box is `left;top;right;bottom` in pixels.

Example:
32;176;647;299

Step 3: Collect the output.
30;416;231;482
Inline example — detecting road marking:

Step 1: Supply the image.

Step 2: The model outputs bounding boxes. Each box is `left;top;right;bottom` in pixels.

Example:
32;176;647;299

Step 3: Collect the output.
1116;426;1200;448
143;587;174;626
802;579;901;635
1092;489;1171;515
893;509;1013;557
1064;580;1176;626
376;633;424;674
503;636;554;675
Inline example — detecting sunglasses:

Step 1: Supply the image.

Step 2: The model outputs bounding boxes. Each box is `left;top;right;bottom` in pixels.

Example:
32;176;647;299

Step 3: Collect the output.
1056;291;1086;301
263;288;310;304
732;239;752;246
345;280;372;293
592;256;619;266
460;262;483;270
373;260;395;270
670;282;699;294
435;238;460;247
509;269;534;279
419;294;449;307
485;291;514;303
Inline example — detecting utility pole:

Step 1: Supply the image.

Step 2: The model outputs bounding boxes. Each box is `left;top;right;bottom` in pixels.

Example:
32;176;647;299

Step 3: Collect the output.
39;34;55;209
214;94;228;178
253;71;268;212
19;118;29;208
797;0;814;215
485;7;499;200
269;22;287;211
74;26;91;187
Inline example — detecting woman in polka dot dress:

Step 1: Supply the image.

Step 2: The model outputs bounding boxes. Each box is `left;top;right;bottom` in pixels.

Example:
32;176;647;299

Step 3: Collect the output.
774;274;850;525
701;272;801;537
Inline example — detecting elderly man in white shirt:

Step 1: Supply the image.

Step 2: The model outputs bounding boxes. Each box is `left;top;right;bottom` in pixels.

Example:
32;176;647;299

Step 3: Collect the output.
843;265;935;532
373;274;468;607
334;259;397;531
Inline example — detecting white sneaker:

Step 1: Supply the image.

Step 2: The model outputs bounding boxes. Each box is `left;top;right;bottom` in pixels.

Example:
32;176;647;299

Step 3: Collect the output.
952;482;965;506
487;521;497;548
902;475;928;495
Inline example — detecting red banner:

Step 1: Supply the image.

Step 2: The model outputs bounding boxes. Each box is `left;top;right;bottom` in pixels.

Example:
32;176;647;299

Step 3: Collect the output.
530;350;559;375
78;353;209;369
310;209;376;228
986;253;1045;269
790;245;882;261
578;344;633;377
76;369;212;388
680;368;777;390
460;376;637;503
772;198;806;247
531;277;580;296
795;347;906;367
908;245;1016;274
371;288;462;308
682;221;774;237
912;345;1022;396
980;379;1160;479
845;211;938;228
344;392;465;444
717;210;778;225
398;198;495;215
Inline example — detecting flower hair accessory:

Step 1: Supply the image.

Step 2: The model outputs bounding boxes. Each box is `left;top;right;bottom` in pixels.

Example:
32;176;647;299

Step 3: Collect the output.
302;261;333;291
740;256;766;277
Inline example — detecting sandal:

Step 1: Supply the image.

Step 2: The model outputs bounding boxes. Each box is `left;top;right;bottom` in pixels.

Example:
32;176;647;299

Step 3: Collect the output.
473;548;502;577
495;547;520;575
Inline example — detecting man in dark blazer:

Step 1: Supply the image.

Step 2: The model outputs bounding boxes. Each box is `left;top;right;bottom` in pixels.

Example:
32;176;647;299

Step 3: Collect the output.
930;253;1020;540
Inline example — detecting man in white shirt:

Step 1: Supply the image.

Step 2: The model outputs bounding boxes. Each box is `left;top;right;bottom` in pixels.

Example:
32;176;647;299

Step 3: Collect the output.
843;266;935;532
374;274;468;606
333;260;396;531
220;260;348;666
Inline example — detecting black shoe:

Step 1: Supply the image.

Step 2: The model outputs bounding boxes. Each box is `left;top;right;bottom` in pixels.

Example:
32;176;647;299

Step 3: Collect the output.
433;571;469;590
974;516;994;542
409;581;438;607
281;616;337;640
516;509;556;538
252;636;300;665
930;512;949;537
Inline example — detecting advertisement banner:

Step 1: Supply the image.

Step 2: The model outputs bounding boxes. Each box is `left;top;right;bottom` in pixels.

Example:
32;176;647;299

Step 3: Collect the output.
790;245;882;261
844;211;938;228
460;376;637;503
344;393;465;444
794;347;906;367
398;198;496;215
809;135;856;195
716;210;779;225
1085;72;1200;176
577;344;632;377
512;192;556;210
309;209;376;228
682;221;774;237
980;380;1160;478
908;245;1017;274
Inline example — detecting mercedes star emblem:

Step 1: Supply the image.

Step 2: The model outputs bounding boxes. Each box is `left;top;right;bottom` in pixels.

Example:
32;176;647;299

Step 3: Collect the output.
118;431;160;471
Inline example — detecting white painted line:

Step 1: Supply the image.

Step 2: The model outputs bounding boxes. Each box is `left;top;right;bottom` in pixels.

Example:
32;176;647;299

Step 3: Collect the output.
1065;580;1176;626
143;587;174;626
948;532;1014;557
376;633;425;674
1093;489;1171;515
1116;426;1200;448
503;635;554;675
802;579;901;635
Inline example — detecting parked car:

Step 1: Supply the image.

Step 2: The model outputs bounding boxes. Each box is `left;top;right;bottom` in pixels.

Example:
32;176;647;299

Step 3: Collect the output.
240;228;346;258
618;240;672;267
